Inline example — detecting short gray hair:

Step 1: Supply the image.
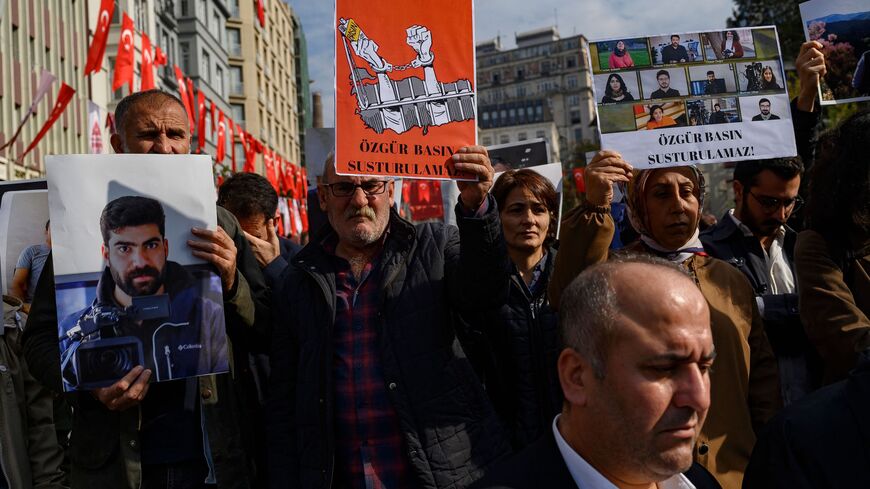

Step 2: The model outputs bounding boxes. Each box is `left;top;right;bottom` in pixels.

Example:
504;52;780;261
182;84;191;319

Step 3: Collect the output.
559;252;689;378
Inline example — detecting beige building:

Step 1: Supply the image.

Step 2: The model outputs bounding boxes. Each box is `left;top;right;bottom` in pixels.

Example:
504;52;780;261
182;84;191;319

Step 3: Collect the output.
228;0;301;173
0;0;91;181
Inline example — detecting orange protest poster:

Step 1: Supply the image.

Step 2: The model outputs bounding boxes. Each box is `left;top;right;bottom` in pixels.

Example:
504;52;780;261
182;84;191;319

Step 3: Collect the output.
334;0;477;180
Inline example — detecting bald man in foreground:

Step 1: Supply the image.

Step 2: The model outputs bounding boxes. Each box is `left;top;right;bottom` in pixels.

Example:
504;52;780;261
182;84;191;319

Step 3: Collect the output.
474;254;722;489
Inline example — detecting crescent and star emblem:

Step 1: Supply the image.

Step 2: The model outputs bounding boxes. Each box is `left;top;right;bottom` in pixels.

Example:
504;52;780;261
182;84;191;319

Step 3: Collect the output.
121;30;133;51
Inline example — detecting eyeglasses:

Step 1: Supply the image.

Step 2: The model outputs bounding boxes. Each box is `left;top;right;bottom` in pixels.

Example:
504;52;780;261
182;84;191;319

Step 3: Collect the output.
321;180;389;197
749;191;803;213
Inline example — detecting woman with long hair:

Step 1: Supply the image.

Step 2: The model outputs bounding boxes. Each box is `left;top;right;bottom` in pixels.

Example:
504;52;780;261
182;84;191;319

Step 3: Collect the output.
645;104;677;129
761;66;782;90
601;73;635;103
721;29;745;58
608;40;635;69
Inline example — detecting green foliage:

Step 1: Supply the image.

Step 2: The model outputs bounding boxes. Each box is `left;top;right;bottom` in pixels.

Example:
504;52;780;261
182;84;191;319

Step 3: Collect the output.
728;0;804;62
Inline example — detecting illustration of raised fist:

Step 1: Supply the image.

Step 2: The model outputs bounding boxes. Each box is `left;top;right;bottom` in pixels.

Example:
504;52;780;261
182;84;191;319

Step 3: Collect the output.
406;25;434;67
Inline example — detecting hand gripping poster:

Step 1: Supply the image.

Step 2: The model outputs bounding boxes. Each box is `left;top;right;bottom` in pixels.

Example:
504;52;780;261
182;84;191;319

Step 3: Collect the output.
46;155;229;392
589;27;797;169
335;0;477;180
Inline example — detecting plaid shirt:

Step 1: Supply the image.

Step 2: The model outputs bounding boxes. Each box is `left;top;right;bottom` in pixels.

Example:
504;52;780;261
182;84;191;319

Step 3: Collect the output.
327;243;412;489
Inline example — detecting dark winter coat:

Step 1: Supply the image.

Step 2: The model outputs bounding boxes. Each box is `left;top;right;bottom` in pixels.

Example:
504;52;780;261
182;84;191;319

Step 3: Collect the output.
267;199;513;489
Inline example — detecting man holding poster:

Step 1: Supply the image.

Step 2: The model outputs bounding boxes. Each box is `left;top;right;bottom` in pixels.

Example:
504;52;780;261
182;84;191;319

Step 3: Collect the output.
334;0;478;181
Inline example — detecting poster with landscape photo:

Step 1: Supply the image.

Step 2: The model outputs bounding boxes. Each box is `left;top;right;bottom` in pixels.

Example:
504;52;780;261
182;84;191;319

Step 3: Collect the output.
800;0;870;105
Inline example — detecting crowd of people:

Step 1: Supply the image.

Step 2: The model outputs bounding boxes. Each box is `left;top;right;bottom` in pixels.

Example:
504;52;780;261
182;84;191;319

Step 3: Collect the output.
0;38;868;489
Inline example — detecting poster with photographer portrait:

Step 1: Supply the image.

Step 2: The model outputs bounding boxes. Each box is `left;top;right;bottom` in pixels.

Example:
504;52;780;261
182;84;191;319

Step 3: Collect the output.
800;0;870;105
46;155;229;392
589;26;796;169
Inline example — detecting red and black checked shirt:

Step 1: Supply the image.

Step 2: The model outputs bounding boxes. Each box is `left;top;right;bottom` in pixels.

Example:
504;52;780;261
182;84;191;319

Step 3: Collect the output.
328;246;413;489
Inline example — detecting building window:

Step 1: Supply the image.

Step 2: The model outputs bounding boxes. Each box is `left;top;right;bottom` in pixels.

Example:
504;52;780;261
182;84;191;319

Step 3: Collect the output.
230;66;243;94
180;0;189;16
568;95;580;107
211;11;221;40
518;132;527;141
570;109;581;124
229;0;240;18
180;42;191;73
566;56;577;68
536;130;546;139
134;0;147;32
231;103;245;124
201;49;211;78
216;65;224;96
499;134;510;144
482;137;492;146
574;128;583;142
567;75;578;89
228;28;242;56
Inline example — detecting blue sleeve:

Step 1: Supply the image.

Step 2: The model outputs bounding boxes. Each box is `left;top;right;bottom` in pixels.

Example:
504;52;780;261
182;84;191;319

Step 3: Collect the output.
16;245;36;269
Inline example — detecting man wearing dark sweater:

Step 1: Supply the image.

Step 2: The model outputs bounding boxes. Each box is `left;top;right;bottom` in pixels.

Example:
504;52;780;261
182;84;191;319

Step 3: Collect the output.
661;34;689;64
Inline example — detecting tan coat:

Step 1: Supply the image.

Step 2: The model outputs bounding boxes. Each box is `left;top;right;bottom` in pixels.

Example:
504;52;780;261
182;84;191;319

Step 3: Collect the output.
1;296;66;489
548;205;781;489
794;229;870;383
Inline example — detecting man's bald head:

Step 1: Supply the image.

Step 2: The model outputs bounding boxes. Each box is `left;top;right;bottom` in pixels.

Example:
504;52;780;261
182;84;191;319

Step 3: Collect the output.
560;253;706;377
111;90;191;154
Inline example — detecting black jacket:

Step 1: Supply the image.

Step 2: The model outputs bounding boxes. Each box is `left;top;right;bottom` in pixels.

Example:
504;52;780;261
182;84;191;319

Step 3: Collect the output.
267;198;512;489
744;354;870;488
460;249;562;450
700;214;809;356
471;426;722;489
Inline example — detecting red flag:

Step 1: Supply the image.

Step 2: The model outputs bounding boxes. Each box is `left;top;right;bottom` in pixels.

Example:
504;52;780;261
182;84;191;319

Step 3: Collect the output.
216;110;226;162
197;92;207;152
19;84;76;161
105;112;116;134
300;167;310;232
227;117;236;171
572;168;586;193
173;65;195;133
84;0;114;75
186;78;196;122
241;129;255;173
211;103;217;136
282;161;295;195
257;0;266;27
112;13;135;92
264;149;279;191
140;33;155;90
154;46;167;67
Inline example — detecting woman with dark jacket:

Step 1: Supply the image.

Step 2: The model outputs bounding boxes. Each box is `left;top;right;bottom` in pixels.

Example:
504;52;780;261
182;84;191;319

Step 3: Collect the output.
461;169;563;450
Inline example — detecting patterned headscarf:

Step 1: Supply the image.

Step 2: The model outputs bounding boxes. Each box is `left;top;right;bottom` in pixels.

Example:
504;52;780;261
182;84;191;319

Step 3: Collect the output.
625;166;707;260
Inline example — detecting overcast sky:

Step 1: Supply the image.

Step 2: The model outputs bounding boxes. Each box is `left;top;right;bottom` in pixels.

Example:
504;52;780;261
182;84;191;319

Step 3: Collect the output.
285;0;738;127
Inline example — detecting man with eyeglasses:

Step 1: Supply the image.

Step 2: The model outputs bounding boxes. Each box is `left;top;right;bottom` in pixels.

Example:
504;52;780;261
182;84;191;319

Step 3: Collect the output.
702;157;819;405
267;149;512;488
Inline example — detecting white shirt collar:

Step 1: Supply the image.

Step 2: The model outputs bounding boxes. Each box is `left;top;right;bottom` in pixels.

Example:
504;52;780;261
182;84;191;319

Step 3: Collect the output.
551;415;696;489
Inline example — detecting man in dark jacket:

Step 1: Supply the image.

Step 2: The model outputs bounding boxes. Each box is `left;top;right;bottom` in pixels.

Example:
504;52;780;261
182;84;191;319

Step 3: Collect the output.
22;89;271;488
472;256;720;489
701;158;818;405
267;146;512;488
744;350;870;488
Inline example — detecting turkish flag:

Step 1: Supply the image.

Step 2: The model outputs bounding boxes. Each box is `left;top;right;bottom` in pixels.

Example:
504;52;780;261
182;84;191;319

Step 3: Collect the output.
264;149;279;191
140;33;155;90
282;162;295;196
154;46;167;66
173;65;195;133
84;0;114;75
216;110;227;162
197;92;207;152
186;78;196;122
257;0;266;27
407;180;444;221
227;118;236;171
300;167;310;232
112;13;135;92
241;128;255;173
19;84;76;161
211;102;217;136
572;168;586;193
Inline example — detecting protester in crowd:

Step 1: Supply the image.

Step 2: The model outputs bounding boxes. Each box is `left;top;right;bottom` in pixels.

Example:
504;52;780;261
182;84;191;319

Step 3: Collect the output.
548;153;781;489
645;105;677;130
218;171;302;283
795;110;870;384
607;40;634;69
743;348;870;488
473;256;721;489
1;294;67;489
702;158;820;405
601;73;635;103
23;89;271;488
267;146;512;488
719;30;744;59
792;41;827;168
460;169;562;451
9;220;51;314
760;66;782;91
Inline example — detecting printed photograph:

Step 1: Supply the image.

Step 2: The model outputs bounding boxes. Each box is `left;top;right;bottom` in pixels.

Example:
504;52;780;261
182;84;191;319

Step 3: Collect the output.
686;97;741;126
487;138;551;171
800;0;870;104
639;67;689;100
634;101;687;130
0;181;49;310
688;64;738;96
702;29;757;60
598;104;639;134
46;155;230;392
750;27;782;59
735;59;786;93
594;72;641;104
650;33;703;65
591;38;651;72
738;94;791;122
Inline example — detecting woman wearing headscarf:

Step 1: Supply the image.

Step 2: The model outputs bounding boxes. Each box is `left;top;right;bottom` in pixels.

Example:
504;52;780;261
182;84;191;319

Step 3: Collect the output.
608;40;635;69
547;151;781;489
